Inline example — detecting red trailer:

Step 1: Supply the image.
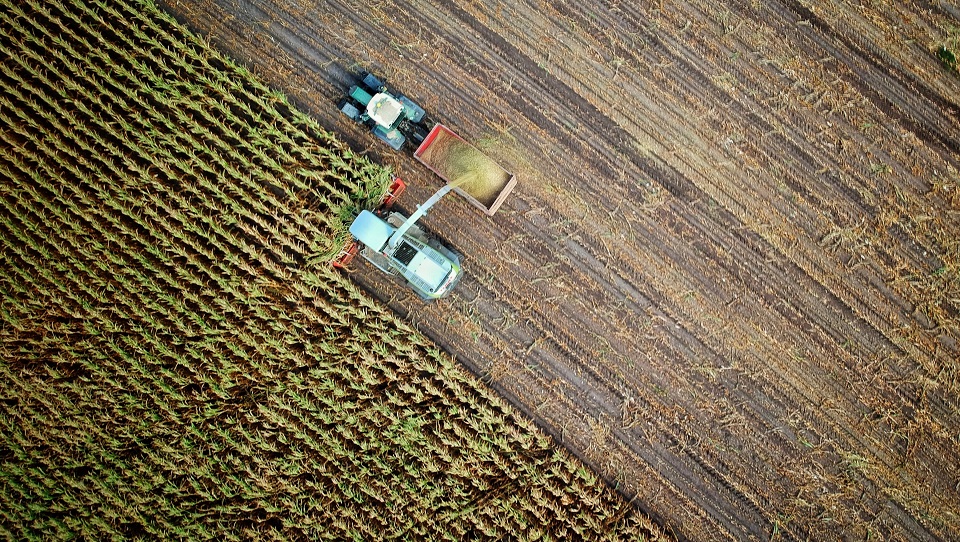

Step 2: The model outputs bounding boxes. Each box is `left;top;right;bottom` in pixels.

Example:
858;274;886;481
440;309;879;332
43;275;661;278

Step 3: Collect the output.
414;124;516;216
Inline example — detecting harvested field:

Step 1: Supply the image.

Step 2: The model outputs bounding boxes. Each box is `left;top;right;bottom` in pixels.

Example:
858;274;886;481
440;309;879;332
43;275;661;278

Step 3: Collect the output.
159;1;960;540
0;0;664;539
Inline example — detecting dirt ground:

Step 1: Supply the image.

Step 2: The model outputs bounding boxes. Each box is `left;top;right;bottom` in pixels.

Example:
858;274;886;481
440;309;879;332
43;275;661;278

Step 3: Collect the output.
159;1;960;540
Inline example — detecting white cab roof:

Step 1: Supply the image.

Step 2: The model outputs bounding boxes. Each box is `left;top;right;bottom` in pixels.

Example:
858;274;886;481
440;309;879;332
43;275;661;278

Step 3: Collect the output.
366;93;404;127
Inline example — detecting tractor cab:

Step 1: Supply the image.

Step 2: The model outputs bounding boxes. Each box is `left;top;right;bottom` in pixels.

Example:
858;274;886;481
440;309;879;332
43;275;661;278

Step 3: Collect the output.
366;93;405;129
338;72;428;150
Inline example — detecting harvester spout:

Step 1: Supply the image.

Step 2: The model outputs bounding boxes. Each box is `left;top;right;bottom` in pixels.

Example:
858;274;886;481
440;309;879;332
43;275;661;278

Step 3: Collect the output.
388;184;455;249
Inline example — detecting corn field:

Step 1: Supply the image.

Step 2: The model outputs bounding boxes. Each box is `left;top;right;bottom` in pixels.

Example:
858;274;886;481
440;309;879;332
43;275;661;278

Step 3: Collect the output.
0;0;664;539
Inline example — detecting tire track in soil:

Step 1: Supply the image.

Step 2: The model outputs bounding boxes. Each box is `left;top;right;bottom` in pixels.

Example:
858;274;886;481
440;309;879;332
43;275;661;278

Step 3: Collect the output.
552;212;862;541
684;0;956;460
616;0;960;416
433;195;796;539
678;2;958;533
780;0;960;158
161;0;960;540
525;212;801;539
550;236;782;538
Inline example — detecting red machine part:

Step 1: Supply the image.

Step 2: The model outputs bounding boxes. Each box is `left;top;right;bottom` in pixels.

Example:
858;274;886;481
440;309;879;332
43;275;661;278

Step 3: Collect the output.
331;241;359;268
381;177;406;209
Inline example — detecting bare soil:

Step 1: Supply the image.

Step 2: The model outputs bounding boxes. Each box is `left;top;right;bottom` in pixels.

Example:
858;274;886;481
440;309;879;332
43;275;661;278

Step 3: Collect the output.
160;1;960;540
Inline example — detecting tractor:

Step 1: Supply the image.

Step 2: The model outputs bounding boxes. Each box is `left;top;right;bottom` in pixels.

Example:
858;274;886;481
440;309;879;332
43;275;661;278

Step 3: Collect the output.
338;71;432;151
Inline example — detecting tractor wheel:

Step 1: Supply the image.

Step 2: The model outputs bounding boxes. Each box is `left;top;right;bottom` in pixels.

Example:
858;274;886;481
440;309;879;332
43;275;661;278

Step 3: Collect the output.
338;99;361;122
360;72;386;93
402;121;430;148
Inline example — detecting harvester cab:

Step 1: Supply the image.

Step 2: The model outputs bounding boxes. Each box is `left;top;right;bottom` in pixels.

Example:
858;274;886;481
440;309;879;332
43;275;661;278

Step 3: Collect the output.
332;179;462;300
338;72;431;150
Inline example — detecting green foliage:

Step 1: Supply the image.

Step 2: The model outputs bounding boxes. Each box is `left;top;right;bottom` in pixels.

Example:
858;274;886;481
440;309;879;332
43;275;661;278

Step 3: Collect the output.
937;45;958;73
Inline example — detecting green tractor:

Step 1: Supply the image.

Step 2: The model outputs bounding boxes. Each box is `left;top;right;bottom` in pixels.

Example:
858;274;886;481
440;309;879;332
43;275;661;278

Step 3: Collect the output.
338;71;432;150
